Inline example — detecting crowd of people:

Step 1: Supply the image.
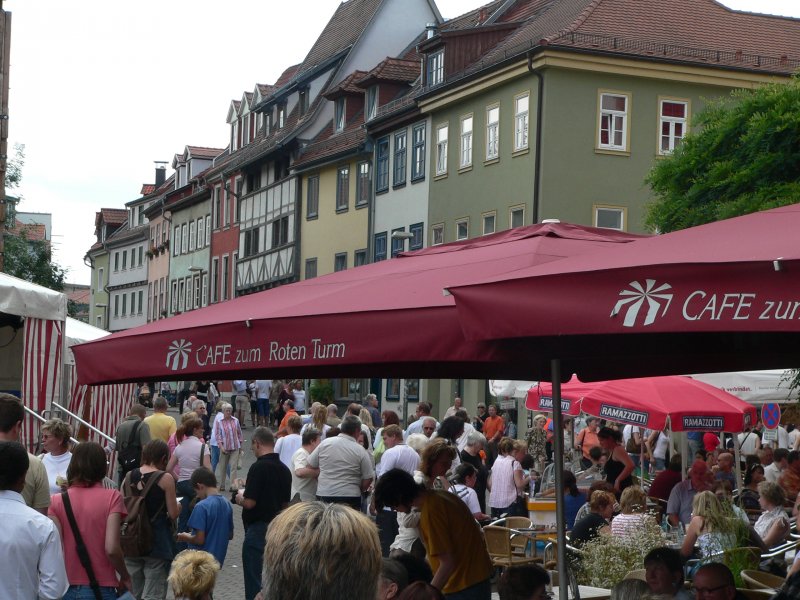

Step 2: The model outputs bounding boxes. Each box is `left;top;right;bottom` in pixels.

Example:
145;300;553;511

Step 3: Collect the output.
3;384;800;600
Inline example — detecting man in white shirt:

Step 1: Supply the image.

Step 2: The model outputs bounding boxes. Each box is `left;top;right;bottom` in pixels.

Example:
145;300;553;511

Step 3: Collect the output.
307;415;374;510
405;402;438;438
764;448;789;483
443;397;463;420
290;429;322;502
0;440;68;600
375;424;419;556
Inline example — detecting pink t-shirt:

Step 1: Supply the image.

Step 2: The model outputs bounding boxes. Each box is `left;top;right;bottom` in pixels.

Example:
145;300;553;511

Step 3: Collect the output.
49;485;126;587
173;436;207;481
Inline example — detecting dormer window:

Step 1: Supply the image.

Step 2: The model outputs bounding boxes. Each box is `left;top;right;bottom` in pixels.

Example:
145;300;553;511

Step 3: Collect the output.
265;112;272;136
366;86;378;121
243;114;250;145
231;120;239;151
277;103;286;129
427;50;444;86
335;97;345;132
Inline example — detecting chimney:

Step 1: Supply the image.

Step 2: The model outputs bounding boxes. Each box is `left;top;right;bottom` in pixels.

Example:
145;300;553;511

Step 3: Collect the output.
426;22;438;39
154;161;167;187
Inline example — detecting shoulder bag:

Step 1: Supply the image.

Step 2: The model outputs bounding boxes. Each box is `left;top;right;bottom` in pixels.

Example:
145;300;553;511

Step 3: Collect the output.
61;490;104;600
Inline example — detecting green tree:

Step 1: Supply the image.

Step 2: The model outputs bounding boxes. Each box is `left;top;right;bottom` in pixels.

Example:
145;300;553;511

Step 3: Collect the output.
645;76;800;233
3;229;67;291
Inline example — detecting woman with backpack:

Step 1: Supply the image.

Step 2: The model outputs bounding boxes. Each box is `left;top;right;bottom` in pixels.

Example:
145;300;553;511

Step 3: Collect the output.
48;441;132;600
166;417;211;548
124;439;181;600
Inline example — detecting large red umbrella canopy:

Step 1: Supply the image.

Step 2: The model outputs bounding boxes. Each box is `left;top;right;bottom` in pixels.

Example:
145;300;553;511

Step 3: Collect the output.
73;222;644;385
526;375;583;416
450;204;800;381
530;375;757;433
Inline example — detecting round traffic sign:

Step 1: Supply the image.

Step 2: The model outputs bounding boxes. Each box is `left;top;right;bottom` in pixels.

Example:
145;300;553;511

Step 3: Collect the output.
761;403;781;429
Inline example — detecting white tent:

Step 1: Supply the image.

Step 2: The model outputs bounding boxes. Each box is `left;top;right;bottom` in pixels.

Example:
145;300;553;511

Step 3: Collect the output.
689;370;797;405
0;271;67;321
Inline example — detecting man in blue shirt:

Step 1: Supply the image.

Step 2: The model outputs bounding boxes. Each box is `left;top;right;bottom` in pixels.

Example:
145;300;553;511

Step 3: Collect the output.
177;467;233;566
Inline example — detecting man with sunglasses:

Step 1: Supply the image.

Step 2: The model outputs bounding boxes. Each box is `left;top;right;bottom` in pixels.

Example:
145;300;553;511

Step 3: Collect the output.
691;563;737;600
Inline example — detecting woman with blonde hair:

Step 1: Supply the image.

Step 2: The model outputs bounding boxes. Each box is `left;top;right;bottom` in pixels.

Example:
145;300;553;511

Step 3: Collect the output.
262;501;381;600
359;407;375;435
40;418;73;494
610;486;653;540
680;490;737;559
301;403;331;439
168;550;220;600
754;481;790;547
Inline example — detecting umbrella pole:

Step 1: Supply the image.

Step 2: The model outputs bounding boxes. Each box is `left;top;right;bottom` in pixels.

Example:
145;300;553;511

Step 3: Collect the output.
550;359;569;600
681;434;688;481
733;436;742;498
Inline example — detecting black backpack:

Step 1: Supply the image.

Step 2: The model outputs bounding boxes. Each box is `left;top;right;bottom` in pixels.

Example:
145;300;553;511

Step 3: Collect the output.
118;420;142;474
120;470;165;557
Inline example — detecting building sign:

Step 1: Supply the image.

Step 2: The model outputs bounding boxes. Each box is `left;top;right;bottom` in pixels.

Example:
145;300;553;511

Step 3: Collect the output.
682;416;725;431
598;404;649;426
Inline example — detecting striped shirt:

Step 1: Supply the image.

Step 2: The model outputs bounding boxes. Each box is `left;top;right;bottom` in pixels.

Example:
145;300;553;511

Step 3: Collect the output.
489;454;521;509
215;417;243;452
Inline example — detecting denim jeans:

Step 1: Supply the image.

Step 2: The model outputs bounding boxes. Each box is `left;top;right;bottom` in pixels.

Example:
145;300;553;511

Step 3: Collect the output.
125;556;169;600
210;444;221;473
243;520;268;600
445;578;492;600
63;585;117;600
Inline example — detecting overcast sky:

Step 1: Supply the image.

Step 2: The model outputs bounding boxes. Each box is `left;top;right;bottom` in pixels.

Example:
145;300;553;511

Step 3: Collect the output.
6;0;800;285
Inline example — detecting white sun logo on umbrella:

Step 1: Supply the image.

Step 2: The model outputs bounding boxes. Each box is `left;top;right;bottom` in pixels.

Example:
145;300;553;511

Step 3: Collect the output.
611;279;673;327
166;339;193;371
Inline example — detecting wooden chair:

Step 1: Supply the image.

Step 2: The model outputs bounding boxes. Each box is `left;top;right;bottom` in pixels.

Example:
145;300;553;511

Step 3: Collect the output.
504;516;533;556
484;526;542;569
740;570;785;591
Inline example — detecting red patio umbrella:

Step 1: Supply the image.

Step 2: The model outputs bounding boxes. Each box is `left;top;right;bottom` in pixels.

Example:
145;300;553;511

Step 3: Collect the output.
72;222;644;385
526;375;583;416
531;375;757;433
450;203;800;381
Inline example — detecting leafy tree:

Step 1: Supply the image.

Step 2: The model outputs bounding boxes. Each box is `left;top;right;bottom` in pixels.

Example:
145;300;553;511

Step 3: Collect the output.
3;229;67;291
646;76;800;233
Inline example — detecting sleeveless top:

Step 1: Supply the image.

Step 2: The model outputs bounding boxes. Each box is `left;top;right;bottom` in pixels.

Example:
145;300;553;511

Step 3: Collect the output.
605;449;633;491
128;468;175;560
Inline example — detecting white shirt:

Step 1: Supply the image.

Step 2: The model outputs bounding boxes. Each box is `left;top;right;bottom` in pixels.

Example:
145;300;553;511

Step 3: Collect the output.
41;452;72;495
738;431;759;455
377;443;420;478
290;447;318;502
764;461;782;483
0;490;68;600
307;434;375;498
255;380;272;399
275;434;302;468
208;412;224;447
456;422;475;452
451;483;481;515
292;389;306;412
789;428;800;450
405;417;438;438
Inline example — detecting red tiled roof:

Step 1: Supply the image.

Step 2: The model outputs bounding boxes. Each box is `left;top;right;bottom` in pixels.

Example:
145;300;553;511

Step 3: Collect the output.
275;64;300;88
140;184;156;195
100;208;128;225
66;288;90;304
441;0;506;30
7;222;46;242
186;146;225;160
324;70;369;98
356;58;420;87
297;0;384;77
293;120;367;169
256;83;275;96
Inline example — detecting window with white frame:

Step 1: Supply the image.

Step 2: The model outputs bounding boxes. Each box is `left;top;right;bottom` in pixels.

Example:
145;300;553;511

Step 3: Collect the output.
514;93;529;151
436;124;448;176
185;277;192;312
138;246;143;266
510;206;525;229
335;98;345;132
431;223;444;246
393;131;406;186
178;279;185;313
366;86;378;121
130;248;136;268
213;187;221;229
460;115;473;168
211;258;219;303
201;274;208;307
356;162;371;207
456;218;469;240
205;215;211;246
222;256;229;301
122;251;127;270
336;166;350;212
411;124;426;181
114;252;119;271
181;223;188;254
598;92;629;151
594;205;625;230
137;290;143;315
193;276;201;309
122;293;127;317
189;221;196;252
173;226;180;256
659;99;688;155
427;50;444;86
197;217;205;248
97;268;104;289
482;212;496;235
114;295;119;318
171;281;178;314
486;105;500;160
277;103;286;129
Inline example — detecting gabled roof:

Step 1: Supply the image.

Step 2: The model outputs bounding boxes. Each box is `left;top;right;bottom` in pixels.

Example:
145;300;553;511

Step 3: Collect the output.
238;91;254;116
296;0;384;78
227;99;242;124
355;58;420;87
185;146;225;161
324;70;369;98
99;208;128;226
